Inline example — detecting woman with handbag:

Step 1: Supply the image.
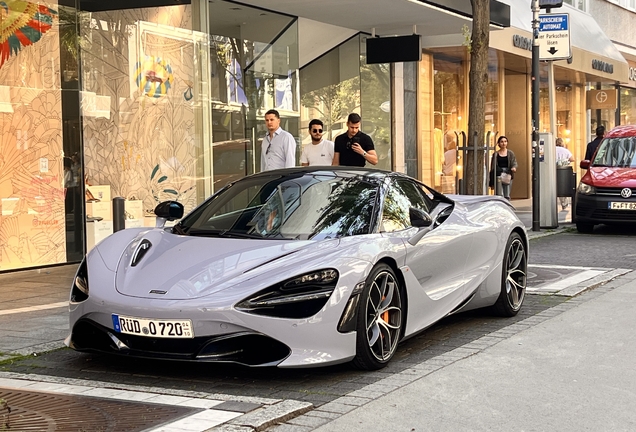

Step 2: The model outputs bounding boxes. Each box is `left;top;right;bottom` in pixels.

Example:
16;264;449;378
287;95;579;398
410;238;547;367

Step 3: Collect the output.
489;136;517;200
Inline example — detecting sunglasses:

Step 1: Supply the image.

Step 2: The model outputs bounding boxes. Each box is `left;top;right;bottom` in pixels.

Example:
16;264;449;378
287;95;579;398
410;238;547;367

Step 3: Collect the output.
311;128;323;133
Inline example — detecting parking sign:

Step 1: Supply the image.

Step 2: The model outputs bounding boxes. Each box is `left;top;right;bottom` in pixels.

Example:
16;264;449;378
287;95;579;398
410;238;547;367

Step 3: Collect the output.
538;13;571;61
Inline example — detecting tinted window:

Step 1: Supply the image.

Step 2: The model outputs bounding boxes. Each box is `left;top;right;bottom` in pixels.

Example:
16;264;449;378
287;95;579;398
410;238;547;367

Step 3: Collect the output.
381;179;432;232
178;173;378;240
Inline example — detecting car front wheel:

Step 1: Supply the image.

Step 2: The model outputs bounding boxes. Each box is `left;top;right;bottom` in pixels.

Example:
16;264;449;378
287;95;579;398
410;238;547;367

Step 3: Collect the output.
353;264;403;370
493;232;527;317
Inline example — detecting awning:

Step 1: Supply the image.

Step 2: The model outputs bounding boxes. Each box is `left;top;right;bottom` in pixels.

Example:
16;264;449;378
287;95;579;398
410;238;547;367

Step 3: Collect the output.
500;0;628;82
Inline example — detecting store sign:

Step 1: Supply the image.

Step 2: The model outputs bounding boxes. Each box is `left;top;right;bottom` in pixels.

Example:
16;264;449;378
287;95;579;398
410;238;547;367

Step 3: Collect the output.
512;34;532;51
587;89;617;110
592;59;614;74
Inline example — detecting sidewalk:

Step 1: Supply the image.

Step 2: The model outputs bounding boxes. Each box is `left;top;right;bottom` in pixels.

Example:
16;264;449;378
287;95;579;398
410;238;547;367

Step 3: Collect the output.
302;270;636;431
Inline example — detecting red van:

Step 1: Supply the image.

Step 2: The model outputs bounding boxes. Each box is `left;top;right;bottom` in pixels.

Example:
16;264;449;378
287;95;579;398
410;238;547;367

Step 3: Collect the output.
574;125;636;233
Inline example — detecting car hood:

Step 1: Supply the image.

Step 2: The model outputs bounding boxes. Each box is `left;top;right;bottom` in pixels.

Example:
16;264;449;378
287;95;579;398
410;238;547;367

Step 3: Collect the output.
585;167;636;187
114;230;340;300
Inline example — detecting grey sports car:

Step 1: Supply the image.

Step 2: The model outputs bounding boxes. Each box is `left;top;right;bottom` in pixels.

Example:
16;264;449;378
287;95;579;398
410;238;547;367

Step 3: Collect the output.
66;167;528;370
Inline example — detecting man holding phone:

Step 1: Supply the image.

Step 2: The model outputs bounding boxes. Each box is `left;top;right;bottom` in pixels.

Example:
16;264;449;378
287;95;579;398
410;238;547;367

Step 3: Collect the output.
332;113;378;167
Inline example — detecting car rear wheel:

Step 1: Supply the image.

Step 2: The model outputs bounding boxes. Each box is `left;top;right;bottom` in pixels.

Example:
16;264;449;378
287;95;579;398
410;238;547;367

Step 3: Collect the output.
353;264;403;370
576;222;594;234
493;232;527;317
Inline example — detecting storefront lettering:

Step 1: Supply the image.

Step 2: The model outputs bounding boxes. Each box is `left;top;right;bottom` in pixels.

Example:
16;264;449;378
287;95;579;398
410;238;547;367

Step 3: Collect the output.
33;218;59;227
512;35;532;51
629;67;636;81
592;59;614;74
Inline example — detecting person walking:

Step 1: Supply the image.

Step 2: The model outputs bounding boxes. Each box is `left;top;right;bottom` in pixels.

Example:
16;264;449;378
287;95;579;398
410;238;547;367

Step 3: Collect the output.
300;119;334;166
584;125;605;161
261;109;297;171
332;113;378;167
556;137;575;210
489;136;517;200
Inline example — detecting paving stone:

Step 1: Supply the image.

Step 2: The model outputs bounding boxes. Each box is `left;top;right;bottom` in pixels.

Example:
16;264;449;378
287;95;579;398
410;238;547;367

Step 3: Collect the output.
214;401;263;413
207;425;254;432
313;401;357;414
302;411;341;420
228;400;313;430
287;414;331;428
266;424;312;432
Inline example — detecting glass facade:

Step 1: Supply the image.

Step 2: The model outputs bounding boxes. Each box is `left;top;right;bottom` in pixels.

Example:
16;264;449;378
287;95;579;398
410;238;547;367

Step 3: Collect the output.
299;35;391;171
209;2;299;187
0;0;391;272
0;0;82;270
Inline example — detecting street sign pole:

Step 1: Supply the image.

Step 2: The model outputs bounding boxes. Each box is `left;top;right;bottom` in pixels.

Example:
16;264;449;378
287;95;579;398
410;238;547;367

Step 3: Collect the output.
531;0;541;232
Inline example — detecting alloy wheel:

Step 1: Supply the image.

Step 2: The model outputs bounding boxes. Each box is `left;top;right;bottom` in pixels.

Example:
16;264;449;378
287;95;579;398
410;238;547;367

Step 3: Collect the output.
365;270;402;362
505;238;527;311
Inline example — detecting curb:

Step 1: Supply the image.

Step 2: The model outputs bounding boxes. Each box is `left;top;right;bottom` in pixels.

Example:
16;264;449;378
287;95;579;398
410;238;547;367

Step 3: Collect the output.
525;224;574;240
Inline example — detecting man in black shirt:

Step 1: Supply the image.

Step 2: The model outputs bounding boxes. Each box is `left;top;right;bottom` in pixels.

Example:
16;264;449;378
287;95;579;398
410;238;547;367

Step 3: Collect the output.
584;125;605;161
332;113;378;167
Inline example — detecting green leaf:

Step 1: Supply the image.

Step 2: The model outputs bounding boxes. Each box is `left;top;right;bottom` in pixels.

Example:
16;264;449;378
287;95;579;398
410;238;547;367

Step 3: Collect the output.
163;189;178;195
158;176;168;183
150;164;159;180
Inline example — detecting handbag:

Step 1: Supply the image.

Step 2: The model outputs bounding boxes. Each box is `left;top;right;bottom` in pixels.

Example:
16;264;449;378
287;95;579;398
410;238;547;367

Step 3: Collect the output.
500;172;512;185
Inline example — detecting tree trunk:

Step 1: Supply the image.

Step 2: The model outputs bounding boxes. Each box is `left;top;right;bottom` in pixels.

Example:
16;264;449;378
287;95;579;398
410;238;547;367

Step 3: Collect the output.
467;0;490;195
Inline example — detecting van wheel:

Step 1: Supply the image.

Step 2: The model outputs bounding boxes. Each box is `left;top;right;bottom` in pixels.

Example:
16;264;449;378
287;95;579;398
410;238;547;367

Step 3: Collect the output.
576;222;594;234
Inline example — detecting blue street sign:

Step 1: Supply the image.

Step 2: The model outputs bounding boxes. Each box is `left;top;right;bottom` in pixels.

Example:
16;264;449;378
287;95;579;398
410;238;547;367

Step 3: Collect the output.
539;14;569;32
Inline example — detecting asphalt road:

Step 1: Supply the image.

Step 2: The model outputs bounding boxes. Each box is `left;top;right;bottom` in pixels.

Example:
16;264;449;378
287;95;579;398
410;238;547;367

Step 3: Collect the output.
529;224;636;269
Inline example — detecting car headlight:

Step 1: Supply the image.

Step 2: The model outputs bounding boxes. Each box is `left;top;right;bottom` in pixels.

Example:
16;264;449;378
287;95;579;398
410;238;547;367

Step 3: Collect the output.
577;182;596;195
236;269;339;319
71;259;89;303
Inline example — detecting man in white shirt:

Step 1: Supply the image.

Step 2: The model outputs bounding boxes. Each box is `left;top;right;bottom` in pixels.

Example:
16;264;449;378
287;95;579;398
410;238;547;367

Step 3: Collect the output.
300;119;334;166
261;109;297;171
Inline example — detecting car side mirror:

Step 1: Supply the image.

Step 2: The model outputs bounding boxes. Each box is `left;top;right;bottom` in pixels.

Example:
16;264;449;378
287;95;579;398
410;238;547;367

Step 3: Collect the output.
154;201;184;228
580;160;590;169
409;207;432;228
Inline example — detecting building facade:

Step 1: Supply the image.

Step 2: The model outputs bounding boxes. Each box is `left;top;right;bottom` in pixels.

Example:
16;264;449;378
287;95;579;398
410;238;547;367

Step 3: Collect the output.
0;0;631;271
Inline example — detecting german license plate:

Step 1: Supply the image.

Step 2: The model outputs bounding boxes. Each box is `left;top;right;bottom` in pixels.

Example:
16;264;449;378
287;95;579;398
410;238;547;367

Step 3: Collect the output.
609;202;636;210
112;314;194;338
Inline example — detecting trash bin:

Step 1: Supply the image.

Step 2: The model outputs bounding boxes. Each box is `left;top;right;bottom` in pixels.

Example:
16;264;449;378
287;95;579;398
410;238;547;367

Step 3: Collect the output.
556;166;575;197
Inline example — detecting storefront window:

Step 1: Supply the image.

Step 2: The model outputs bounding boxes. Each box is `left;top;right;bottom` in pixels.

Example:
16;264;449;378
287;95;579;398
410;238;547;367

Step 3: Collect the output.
300;37;361;155
431;48;465;193
360;35;391;171
299;35;391;171
209;2;299;187
79;5;210;251
620;87;636;125
1;0;82;270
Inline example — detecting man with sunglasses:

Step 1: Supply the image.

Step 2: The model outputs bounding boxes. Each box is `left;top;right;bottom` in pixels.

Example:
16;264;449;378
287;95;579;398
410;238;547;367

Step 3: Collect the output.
261;109;297;171
332;113;378;167
300;119;334;166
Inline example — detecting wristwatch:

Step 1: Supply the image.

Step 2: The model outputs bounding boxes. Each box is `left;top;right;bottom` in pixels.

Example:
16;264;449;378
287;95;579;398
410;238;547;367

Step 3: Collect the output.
363;151;367;157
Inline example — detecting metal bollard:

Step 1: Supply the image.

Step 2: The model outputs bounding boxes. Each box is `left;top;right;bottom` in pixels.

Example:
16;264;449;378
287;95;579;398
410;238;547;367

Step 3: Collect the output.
113;197;125;232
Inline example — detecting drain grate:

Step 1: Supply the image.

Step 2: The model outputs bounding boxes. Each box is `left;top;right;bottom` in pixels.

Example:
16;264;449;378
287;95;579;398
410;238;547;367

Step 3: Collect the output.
0;387;198;431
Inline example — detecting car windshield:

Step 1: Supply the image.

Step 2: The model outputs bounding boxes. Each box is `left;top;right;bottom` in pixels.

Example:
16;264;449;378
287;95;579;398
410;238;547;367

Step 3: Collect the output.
592;137;636;168
176;173;379;240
